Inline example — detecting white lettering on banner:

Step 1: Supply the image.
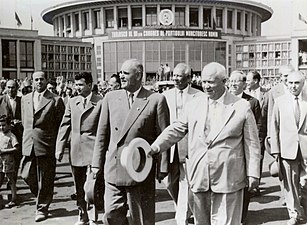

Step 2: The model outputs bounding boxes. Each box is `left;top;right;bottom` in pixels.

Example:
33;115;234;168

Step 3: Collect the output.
109;29;221;39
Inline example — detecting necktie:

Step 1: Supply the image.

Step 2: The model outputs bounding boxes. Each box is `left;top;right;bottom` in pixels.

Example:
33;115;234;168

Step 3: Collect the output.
9;98;16;117
129;93;134;108
34;93;41;111
294;96;300;127
176;90;183;118
204;100;217;137
83;98;87;109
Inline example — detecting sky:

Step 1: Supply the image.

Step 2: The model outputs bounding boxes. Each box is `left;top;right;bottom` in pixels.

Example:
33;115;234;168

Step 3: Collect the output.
0;0;307;37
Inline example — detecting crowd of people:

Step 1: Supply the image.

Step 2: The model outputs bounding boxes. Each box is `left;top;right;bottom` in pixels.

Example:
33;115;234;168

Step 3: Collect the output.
0;59;306;225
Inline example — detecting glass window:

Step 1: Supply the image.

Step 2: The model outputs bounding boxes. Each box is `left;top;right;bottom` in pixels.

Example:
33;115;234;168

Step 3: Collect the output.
174;41;186;65
75;13;79;31
118;8;128;28
131;41;143;60
175;7;185;26
189;41;201;70
132;7;142;27
117;42;130;69
145;41;159;72
66;15;71;29
245;13;248;31
146;6;157;26
203;8;211;28
83;11;89;30
94;10;101;29
216;9;223;28
105;8;114;28
189;8;199;27
103;42;117;76
160;41;173;64
237;12;241;30
2;40;17;68
227;10;233;29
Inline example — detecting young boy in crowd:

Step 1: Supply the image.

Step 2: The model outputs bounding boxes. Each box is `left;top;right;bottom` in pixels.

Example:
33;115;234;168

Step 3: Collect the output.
0;114;19;208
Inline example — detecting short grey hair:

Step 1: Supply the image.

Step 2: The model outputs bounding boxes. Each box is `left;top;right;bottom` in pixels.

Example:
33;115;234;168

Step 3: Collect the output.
201;62;227;80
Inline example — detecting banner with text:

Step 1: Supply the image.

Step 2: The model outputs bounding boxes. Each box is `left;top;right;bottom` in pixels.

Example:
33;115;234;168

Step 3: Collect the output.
108;29;221;40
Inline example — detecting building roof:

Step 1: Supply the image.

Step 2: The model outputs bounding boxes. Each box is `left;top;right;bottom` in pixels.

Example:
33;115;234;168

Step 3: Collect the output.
42;0;273;25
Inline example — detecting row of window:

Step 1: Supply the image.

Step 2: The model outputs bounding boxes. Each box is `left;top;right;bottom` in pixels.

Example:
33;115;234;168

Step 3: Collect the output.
57;6;257;33
236;43;291;53
42;45;91;54
102;40;226;79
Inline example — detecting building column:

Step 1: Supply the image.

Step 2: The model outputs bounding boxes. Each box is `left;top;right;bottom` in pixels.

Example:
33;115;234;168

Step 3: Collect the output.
101;7;105;34
212;6;216;28
157;5;160;25
63;15;67;37
249;12;252;36
79;11;83;36
89;9;94;35
241;10;245;34
171;4;175;25
58;16;63;37
223;7;227;33
0;39;2;78
128;5;132;29
16;40;20;79
53;17;58;36
142;5;146;27
69;12;74;37
185;5;189;27
114;6;118;30
234;9;238;34
199;5;204;29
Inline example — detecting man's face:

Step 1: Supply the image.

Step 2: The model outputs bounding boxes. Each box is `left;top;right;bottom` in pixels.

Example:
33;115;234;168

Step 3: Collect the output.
33;72;47;93
246;73;257;90
47;83;56;94
229;73;245;96
172;66;189;90
108;77;120;91
6;80;17;98
287;75;304;96
0;121;9;133
201;72;226;100
119;61;141;92
75;78;91;97
66;89;72;97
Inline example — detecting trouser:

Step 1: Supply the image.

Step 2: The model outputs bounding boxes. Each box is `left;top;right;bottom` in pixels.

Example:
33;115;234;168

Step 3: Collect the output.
282;152;307;220
191;188;244;225
103;169;155;225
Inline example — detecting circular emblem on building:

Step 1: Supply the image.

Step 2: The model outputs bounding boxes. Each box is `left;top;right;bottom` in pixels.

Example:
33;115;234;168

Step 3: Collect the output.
159;9;174;26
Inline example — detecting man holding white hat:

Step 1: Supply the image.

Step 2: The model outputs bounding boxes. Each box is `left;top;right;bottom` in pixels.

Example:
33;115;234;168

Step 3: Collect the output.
91;59;170;225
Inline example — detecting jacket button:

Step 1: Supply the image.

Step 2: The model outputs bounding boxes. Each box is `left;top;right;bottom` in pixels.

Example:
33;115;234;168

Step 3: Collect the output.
115;127;118;131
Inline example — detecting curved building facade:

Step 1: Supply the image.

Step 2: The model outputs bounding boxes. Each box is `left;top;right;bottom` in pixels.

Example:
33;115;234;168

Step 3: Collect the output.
42;0;272;81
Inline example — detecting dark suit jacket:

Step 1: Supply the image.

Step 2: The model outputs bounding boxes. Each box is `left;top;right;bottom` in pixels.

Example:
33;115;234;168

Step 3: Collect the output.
56;94;102;166
0;95;23;143
92;87;170;186
242;92;261;128
21;90;65;157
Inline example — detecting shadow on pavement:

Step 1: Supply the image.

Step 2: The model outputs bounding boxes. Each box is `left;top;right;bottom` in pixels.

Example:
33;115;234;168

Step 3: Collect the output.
155;189;173;202
49;208;78;218
246;208;289;224
155;211;176;223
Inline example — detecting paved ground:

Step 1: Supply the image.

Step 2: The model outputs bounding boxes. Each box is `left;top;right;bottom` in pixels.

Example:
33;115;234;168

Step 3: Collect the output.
0;151;302;225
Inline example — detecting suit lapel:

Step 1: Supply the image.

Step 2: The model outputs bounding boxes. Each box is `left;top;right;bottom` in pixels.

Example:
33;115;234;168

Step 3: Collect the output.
118;88;149;143
299;93;307;129
35;91;52;114
205;91;235;147
24;93;34;117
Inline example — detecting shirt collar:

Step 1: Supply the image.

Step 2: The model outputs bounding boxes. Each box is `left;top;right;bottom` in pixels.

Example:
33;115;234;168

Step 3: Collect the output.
237;92;244;98
209;89;226;105
128;86;142;98
176;85;189;95
35;89;47;97
84;92;92;103
7;94;16;100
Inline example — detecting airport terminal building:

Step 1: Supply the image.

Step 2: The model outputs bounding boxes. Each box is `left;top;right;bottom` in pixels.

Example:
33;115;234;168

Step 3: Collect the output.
42;0;273;82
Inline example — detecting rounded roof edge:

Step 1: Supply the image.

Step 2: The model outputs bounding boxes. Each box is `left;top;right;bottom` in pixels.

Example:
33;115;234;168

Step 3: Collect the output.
41;0;273;25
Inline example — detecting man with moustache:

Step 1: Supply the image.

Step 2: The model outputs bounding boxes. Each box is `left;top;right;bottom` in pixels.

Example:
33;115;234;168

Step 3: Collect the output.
149;62;261;225
21;71;65;222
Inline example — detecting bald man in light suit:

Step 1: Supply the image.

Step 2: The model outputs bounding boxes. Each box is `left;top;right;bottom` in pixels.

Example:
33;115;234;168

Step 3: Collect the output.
149;62;261;225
